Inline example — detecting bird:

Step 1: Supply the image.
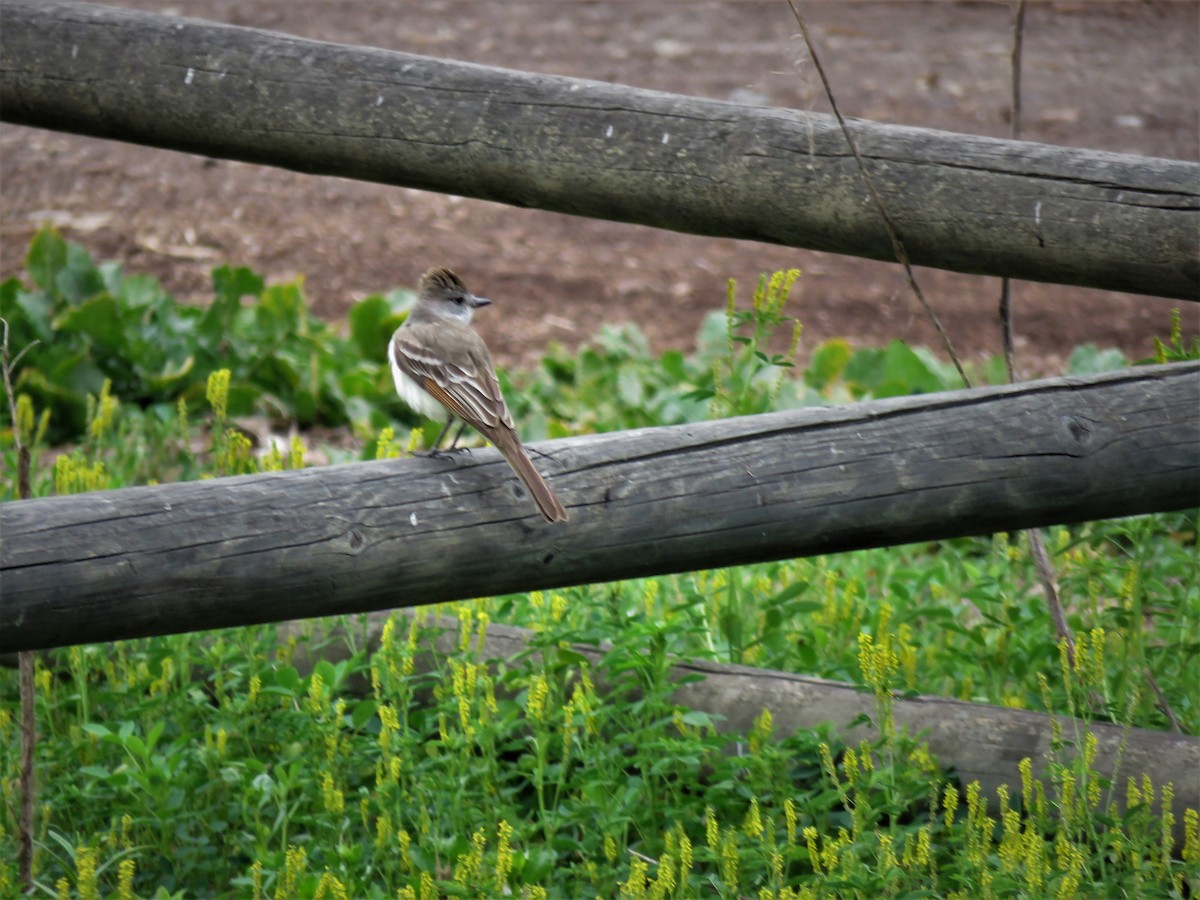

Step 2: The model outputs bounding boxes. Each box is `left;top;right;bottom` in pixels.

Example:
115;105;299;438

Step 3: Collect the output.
388;267;569;523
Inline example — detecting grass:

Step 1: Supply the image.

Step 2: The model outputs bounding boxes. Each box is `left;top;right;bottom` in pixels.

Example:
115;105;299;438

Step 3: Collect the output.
1;247;1197;897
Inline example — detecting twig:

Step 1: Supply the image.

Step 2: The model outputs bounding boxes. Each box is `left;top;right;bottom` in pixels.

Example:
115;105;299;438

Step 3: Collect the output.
2;319;37;889
1028;527;1074;665
785;0;970;388
1145;669;1183;735
999;1;1073;664
999;0;1027;383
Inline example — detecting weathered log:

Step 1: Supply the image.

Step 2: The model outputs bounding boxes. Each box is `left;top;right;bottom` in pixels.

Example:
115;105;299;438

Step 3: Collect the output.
0;0;1196;300
283;611;1199;852
2;363;1197;653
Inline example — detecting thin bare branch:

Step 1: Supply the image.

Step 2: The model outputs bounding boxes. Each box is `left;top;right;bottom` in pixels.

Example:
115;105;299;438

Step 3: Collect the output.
1;319;36;890
1146;669;1184;735
999;0;1028;383
785;0;970;388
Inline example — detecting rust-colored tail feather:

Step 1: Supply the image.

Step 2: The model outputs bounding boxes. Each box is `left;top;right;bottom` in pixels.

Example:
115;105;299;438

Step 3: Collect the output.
490;430;569;523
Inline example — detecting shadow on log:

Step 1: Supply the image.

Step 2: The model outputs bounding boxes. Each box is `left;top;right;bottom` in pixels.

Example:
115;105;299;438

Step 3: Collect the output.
2;363;1197;653
1;0;1197;299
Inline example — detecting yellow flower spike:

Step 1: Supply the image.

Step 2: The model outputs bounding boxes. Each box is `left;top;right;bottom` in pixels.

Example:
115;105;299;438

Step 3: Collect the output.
1182;808;1198;865
620;857;648;896
1159;782;1176;871
495;819;515;885
802;827;821;873
288;433;305;469
551;592;568;622
260;442;284;472
749;708;773;755
857;740;875;773
87;379;117;441
75;843;100;900
248;674;262;705
719;828;739;891
603;833;618;865
842;747;860;786
784;798;797;846
206;368;231;421
115;854;136;897
637;579;659;618
877;833;898;873
375;426;397;460
678;827;693;881
375;813;393;849
15;394;34;443
249;859;265;900
418;871;436;900
397;829;412;871
743;797;763;840
650;854;676;898
475;611;491;653
320;772;344;814
313;870;349;900
525;674;548;723
307;672;326;716
705;806;719;850
1022;828;1045;892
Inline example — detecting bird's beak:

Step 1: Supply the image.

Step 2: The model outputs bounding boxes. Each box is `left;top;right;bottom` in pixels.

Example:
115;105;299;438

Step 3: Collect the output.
470;295;493;309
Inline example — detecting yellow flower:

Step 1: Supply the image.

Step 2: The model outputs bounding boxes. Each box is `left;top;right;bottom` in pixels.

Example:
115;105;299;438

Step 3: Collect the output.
206;368;231;420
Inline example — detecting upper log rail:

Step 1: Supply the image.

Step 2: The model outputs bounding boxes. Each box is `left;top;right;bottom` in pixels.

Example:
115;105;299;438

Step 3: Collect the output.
1;0;1197;300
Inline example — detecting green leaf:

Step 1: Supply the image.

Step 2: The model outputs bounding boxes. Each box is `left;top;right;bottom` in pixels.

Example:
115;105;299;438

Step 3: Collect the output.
5;281;54;344
143;355;195;393
204;266;263;348
1066;343;1129;375
254;280;306;343
806;338;852;390
25;225;68;294
54;293;126;351
348;294;393;363
56;241;105;304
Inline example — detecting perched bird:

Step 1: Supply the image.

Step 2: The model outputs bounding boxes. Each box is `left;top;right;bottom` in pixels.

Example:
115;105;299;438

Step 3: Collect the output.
388;267;569;523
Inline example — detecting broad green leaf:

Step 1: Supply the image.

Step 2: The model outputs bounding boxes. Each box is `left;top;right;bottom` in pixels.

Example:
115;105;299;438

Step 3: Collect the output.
56;241;105;304
806;338;852;390
25;225;68;294
6;281;55;344
348;294;393;362
54;293;126;351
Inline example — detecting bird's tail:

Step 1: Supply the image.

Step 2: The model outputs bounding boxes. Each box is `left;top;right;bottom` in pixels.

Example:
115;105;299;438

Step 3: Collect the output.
491;429;569;523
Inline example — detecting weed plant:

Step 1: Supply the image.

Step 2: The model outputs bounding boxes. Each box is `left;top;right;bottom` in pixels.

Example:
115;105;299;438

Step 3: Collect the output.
1;243;1197;896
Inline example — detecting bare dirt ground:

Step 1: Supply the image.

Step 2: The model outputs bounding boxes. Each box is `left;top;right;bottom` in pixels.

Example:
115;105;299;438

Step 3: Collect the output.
2;1;1197;375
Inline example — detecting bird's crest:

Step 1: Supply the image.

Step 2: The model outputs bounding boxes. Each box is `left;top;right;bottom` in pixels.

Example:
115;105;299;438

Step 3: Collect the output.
420;267;467;295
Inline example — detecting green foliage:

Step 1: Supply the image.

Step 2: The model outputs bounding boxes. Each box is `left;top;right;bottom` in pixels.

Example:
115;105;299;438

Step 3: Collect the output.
2;583;1195;896
2;247;1196;896
0;226;413;443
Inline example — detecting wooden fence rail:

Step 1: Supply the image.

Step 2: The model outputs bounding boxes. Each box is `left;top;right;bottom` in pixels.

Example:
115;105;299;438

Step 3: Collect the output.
1;0;1197;300
2;363;1196;654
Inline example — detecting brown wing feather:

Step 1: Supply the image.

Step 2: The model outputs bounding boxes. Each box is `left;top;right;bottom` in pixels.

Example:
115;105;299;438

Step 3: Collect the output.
393;323;515;431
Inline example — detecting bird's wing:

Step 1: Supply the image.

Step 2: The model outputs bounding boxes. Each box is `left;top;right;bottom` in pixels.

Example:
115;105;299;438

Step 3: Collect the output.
392;323;514;432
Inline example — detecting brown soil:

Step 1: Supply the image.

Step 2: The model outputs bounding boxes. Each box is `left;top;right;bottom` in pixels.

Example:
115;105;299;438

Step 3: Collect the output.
2;1;1197;376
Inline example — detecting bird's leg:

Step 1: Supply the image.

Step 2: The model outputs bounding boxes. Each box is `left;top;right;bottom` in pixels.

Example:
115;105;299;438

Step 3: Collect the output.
415;419;471;459
445;422;470;453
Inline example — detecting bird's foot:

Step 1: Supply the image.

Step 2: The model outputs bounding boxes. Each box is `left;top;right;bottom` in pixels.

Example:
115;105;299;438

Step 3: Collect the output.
414;446;471;461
